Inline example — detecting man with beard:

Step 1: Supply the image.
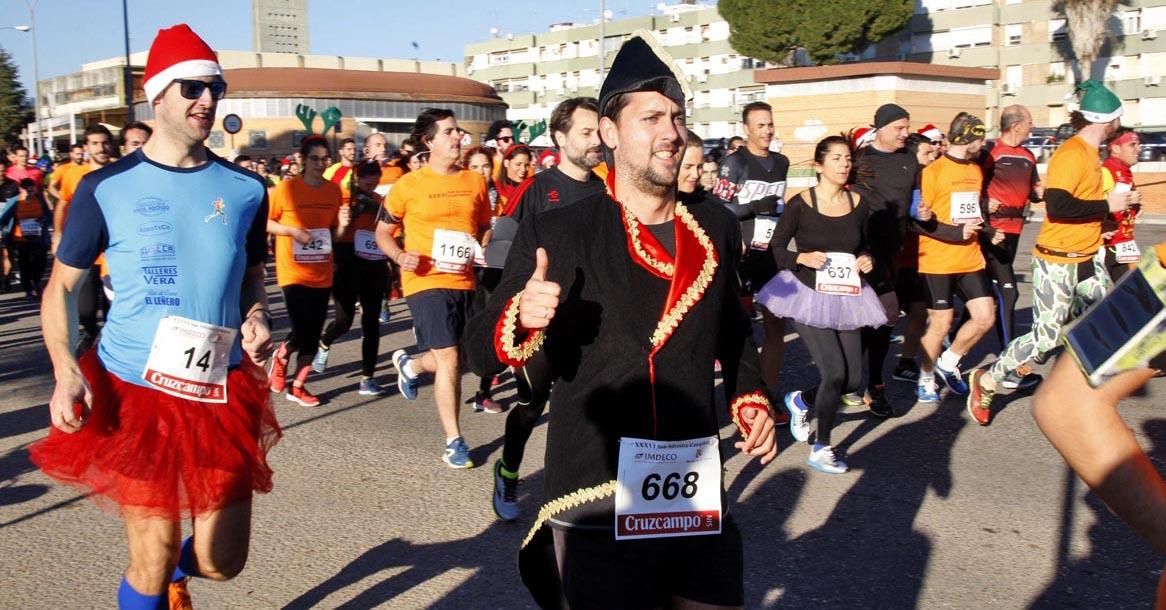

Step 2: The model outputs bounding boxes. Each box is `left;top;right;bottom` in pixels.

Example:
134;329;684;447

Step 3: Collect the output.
712;101;791;415
490;96;607;522
506;97;606;220
466;32;777;608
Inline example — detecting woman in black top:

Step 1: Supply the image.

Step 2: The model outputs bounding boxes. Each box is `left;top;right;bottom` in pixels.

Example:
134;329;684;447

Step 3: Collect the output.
758;136;886;474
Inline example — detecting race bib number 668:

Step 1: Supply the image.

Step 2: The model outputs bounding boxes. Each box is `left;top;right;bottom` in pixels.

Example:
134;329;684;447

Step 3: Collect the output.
614;436;722;540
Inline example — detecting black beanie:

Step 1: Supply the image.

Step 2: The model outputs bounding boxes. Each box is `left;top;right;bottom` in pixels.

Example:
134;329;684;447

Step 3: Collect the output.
874;104;910;129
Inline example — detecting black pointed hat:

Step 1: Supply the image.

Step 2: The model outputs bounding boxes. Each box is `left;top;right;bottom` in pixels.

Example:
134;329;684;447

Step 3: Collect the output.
598;30;692;118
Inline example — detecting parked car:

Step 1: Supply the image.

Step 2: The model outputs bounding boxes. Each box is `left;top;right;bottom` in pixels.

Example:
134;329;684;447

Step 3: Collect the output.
1138;131;1166;162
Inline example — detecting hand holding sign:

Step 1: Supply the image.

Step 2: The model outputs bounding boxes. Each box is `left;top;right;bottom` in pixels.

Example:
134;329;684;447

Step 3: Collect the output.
519;248;561;330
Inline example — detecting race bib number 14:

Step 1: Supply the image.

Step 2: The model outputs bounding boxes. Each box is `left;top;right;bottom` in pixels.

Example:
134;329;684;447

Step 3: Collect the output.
615;436;722;540
142;316;236;403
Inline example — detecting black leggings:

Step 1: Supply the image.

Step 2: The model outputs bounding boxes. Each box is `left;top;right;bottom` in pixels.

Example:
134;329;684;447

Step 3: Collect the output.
795;322;863;446
474;267;504;397
13;239;46;294
501;352;552;471
281;284;331;375
982;233;1020;349
321;245;387;377
76;266;106;341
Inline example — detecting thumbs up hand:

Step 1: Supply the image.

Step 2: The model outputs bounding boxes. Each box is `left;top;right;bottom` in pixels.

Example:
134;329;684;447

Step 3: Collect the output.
519;247;561;330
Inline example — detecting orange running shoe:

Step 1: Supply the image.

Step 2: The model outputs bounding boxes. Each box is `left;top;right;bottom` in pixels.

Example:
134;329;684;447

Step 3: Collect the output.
168;578;193;610
268;343;288;393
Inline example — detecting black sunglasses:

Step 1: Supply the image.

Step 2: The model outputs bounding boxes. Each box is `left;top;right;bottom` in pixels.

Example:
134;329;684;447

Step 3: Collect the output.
176;79;228;100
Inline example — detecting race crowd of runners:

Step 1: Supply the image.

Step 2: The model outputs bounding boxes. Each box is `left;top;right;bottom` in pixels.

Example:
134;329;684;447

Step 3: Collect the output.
8;23;1166;609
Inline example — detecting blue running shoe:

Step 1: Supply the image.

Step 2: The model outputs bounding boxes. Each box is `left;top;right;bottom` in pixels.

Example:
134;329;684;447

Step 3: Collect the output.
443;436;474;469
379;301;390;325
358;378;386;396
784;391;811;442
311;346;330;373
392;349;418;400
916;379;941;404
936;363;969;395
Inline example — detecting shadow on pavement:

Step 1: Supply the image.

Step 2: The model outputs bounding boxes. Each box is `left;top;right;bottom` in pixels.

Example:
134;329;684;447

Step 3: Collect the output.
0;404;48;441
737;403;964;608
1029;418;1166;609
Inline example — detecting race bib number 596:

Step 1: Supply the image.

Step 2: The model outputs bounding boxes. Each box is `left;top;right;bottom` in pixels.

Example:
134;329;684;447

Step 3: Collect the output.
615;436;721;540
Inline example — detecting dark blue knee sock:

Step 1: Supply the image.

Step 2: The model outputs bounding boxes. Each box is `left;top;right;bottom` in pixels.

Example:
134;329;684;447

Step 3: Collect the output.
117;576;163;610
171;536;201;582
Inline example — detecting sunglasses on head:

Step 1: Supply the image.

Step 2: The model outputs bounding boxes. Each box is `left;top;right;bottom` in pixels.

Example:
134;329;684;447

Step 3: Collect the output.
175;79;228;100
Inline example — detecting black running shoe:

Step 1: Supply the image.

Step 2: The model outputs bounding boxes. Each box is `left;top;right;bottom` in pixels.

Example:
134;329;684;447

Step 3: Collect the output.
892;361;920;383
867;386;894;418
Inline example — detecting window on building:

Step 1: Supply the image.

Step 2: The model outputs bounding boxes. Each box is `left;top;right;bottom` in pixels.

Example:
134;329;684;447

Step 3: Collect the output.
1123;10;1142;35
951;25;991;48
489;52;511;66
1049;19;1068;42
917;0;950;13
700;24;710;42
1048;61;1067;83
1105;56;1125;82
249;131;267;149
1006;65;1023;88
1006;24;1022;46
208;131;224;148
291;131;308;147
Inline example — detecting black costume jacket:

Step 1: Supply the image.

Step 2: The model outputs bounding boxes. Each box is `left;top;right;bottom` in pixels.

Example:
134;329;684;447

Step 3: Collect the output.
465;184;772;603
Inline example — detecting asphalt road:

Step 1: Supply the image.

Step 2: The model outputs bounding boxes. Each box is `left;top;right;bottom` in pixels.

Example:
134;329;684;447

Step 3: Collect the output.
1;225;1165;609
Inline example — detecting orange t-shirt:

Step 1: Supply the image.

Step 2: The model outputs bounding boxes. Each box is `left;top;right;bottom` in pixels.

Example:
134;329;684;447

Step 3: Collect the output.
268;177;343;288
918;155;986;275
49;162;82;192
1156;242;1166;266
386;166;491;296
1036;136;1104;264
57;164;96;226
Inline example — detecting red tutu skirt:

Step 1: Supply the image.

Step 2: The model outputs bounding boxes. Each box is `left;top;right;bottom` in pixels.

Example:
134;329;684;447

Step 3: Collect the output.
29;349;282;520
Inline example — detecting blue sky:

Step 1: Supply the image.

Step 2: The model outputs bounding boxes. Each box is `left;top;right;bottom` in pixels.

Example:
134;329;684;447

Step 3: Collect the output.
0;0;673;95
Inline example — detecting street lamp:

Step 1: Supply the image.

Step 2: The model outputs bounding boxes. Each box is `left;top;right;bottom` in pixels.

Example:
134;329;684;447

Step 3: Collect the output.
26;1;41;157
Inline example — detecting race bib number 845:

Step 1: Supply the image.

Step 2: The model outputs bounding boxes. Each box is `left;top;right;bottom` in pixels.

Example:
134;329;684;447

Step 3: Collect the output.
615;436;721;540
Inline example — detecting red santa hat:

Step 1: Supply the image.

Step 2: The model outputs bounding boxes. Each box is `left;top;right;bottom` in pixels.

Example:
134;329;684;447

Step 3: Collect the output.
142;24;222;102
850;126;875;150
918;124;944;142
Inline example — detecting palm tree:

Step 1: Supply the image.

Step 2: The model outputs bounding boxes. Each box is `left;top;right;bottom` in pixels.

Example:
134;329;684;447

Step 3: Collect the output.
1052;0;1121;81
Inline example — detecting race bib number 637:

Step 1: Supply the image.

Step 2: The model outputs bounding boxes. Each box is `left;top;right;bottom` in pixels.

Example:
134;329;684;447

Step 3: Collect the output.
614;436;722;540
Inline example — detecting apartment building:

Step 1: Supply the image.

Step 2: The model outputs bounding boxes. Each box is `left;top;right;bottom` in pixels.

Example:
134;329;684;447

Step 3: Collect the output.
466;0;1166;144
875;0;1166;129
464;2;767;140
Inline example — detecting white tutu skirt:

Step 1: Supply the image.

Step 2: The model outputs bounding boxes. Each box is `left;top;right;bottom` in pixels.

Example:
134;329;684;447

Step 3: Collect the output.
757;270;889;331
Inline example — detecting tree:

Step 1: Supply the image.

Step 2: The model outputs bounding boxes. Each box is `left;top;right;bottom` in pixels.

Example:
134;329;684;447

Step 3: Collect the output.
1052;0;1122;81
719;0;915;66
0;46;32;147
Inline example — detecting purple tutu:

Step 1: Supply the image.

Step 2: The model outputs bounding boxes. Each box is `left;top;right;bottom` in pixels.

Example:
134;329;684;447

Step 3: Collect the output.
757;270;888;331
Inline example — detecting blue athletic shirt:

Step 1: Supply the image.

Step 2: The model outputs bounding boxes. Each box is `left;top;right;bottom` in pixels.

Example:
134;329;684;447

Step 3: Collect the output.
56;149;269;387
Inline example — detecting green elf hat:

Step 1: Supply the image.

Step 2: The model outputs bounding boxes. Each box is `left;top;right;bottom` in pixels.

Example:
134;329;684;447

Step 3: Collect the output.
1076;79;1122;123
